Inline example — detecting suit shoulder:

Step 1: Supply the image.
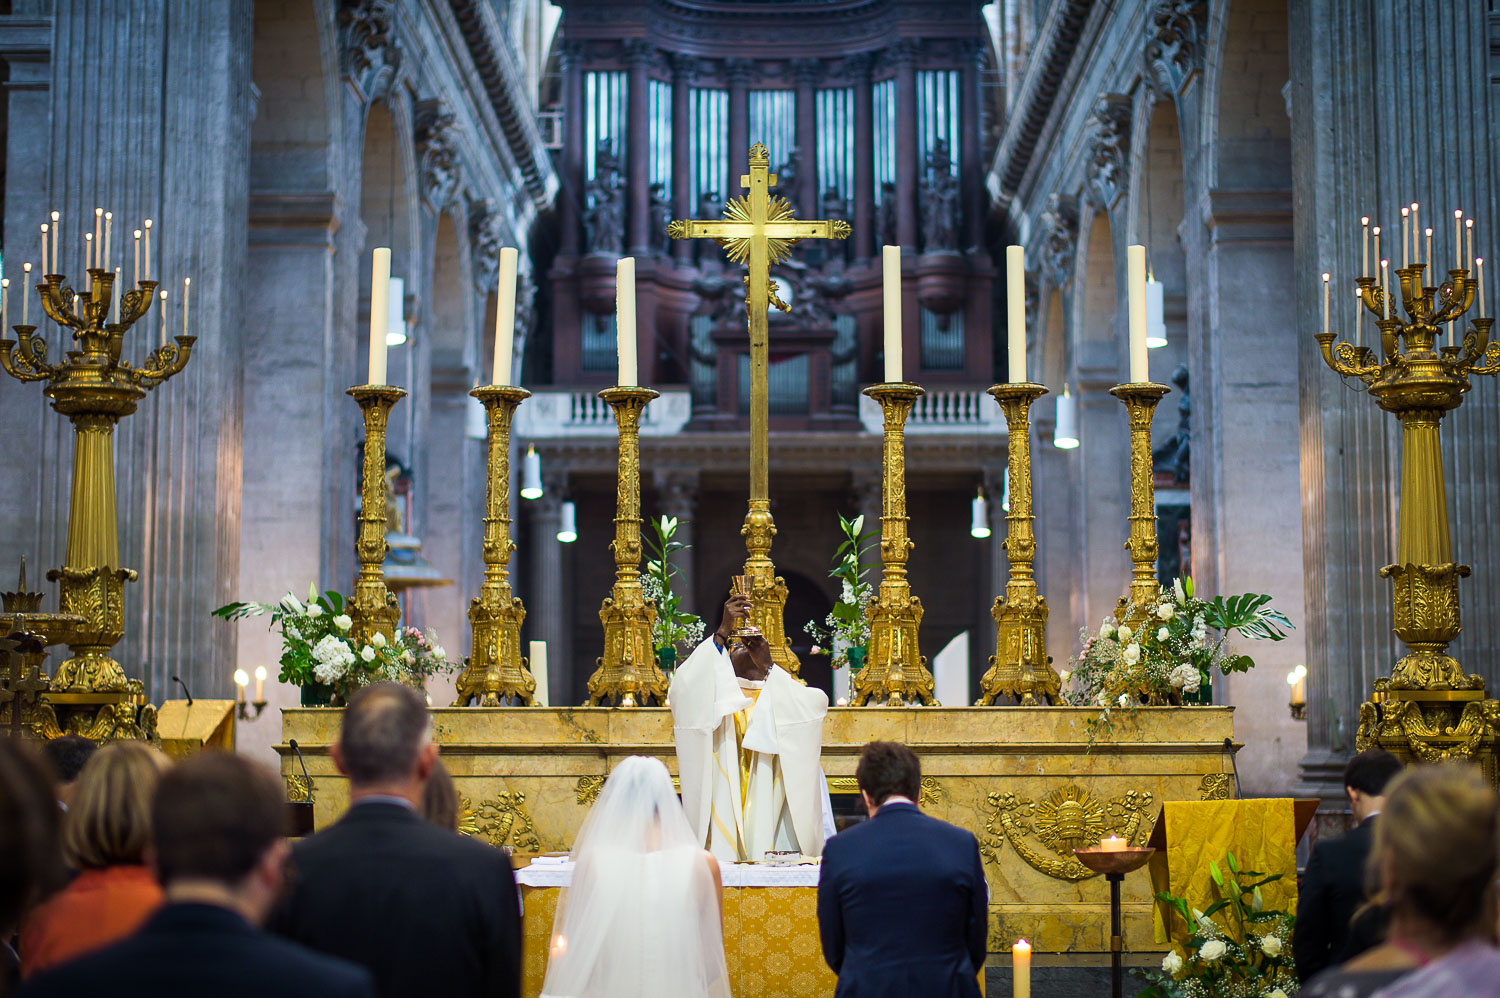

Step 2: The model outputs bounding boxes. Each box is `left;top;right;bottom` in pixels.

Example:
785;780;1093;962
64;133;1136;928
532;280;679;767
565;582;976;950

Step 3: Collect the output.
257;933;374;987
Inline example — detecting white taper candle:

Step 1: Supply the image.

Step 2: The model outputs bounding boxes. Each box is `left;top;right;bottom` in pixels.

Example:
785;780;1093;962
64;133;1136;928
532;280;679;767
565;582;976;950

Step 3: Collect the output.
1361;216;1369;277
529;640;550;707
882;245;902;382
143;219;152;282
492;246;518;386
368;247;391;385
616;256;637;386
1322;273;1330;338
1127;244;1148;383
1006;244;1027;383
1455;210;1463;270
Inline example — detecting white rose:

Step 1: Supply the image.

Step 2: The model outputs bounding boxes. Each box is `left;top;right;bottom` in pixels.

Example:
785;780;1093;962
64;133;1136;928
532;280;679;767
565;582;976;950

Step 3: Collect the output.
1260;935;1282;957
333;614;352;631
1100;621;1116;639
1157;627;1170;642
1198;939;1227;962
306;603;324;618
371;631;387;648
403;650;416;665
1161;951;1183;974
1117;693;1130;707
1117;625;1133;643
1059;669;1071;684
1122;643;1141;665
432;645;447;662
361;646;376;663
1265;989;1287;998
1157;603;1174;620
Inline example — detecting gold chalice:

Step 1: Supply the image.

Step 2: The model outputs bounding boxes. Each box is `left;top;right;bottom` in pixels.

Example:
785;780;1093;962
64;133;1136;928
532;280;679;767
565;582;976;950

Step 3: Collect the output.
729;575;762;645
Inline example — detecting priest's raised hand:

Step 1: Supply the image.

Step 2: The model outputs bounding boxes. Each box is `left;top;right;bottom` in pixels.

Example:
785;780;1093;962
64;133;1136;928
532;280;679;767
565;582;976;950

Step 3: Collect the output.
670;589;831;862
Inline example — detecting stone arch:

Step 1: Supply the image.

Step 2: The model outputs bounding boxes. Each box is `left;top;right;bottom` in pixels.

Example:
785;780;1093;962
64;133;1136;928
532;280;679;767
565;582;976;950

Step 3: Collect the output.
1039;286;1067;391
429;211;469;369
251;1;337;188
1203;0;1291;190
1076;209;1117;351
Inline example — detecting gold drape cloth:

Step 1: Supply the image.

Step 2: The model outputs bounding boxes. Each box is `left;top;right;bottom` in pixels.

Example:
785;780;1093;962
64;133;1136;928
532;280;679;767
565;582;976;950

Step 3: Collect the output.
1148;799;1298;944
1397;416;1452;565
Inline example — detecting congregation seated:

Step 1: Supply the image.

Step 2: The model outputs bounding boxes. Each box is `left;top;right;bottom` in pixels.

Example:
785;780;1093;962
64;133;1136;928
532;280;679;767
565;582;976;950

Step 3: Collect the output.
270;682;522;998
20;743;169;978
18;751;373;998
0;739;63;998
1301;762;1500;998
38;735;96;811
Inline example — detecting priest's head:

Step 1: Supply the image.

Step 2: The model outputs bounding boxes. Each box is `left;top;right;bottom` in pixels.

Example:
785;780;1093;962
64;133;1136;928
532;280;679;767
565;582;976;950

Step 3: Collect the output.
717;590;772;682
333;682;439;805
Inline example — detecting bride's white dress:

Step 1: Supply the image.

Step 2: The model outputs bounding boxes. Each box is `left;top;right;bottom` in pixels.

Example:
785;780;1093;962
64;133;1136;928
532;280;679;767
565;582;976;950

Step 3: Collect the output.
540;757;731;998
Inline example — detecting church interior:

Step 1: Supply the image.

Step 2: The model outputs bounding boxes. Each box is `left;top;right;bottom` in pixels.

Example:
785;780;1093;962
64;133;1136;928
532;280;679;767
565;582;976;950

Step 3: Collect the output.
3;0;1500;994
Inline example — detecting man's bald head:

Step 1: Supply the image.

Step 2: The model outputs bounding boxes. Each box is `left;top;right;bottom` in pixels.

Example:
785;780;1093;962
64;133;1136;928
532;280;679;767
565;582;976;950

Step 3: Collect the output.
337;682;432;787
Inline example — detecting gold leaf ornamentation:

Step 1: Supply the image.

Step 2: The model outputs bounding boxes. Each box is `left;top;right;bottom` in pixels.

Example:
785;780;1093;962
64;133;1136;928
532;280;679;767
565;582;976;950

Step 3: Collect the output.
468;791;542;852
1198;774;1232;801
978;783;1155;881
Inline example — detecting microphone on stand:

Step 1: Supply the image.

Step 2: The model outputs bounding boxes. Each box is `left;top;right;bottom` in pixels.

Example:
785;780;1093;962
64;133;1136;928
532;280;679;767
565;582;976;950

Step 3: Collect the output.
287;738;315;836
170;674;193;706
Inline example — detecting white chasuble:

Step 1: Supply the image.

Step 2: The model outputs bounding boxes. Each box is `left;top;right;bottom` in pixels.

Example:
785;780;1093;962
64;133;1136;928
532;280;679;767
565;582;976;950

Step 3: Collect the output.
670;636;830;862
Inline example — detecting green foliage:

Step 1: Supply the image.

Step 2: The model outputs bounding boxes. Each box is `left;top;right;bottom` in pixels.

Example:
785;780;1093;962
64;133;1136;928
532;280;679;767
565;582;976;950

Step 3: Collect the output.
642;515;705;662
804;513;878;670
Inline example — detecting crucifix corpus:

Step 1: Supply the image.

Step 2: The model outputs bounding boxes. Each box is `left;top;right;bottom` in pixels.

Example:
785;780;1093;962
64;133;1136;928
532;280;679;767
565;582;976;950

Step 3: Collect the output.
668;143;850;674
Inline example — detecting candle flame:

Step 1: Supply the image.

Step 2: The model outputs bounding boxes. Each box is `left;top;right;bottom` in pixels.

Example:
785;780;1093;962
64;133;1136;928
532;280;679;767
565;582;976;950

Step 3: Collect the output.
1361;216;1369;225
144;218;153;229
1321;273;1329;282
233;668;249;687
50;210;59;222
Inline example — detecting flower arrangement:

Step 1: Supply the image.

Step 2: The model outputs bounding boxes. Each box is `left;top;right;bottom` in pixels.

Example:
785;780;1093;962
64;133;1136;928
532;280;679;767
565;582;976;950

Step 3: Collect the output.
1136;851;1297;998
213;586;453;701
642;515;705;671
1062;577;1292;723
803;513;878;671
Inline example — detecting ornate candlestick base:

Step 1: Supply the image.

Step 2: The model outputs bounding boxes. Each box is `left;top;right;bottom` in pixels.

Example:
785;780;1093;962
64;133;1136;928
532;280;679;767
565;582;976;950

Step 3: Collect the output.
348;385;406;646
587;387;668;706
1108;383;1170;631
978;383;1060;706
852;383;936;707
741;500;801;677
456;386;536;706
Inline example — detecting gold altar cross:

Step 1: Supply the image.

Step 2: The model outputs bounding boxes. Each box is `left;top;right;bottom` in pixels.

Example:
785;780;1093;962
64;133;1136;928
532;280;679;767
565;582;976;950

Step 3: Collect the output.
668;144;850;501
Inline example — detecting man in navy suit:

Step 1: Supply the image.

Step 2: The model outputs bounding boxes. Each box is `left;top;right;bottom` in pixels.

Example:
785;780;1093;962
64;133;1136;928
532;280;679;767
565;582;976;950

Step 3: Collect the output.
20;752;373;998
817;741;988;998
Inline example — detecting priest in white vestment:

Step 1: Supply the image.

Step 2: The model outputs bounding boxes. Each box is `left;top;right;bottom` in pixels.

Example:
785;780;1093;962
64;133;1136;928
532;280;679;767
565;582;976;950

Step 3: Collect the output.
671;591;832;862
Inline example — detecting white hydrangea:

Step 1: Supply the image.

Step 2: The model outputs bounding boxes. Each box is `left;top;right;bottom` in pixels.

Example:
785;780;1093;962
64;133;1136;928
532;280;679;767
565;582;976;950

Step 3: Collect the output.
1198;939;1227;962
1169;664;1201;693
432;645;447;662
311;635;354;684
1161;951;1183;974
1260;935;1282;957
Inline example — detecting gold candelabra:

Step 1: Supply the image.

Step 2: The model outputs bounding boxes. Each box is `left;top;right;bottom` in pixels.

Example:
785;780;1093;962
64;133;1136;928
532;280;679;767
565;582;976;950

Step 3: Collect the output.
978;382;1060;705
454;385;535;706
587;386;666;706
852;383;936;707
0;266;190;741
1109;382;1170;632
1316;222;1500;764
348;386;405;647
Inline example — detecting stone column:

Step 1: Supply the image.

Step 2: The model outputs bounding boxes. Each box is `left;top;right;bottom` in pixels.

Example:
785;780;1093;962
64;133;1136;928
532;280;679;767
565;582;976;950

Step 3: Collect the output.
793;59;820;216
559;41;585;257
528;471;572;705
850;54;875;261
670;55;694;263
893;43;919;250
726;59;752;196
654;470;700;621
625;40;653;256
959;39;984;251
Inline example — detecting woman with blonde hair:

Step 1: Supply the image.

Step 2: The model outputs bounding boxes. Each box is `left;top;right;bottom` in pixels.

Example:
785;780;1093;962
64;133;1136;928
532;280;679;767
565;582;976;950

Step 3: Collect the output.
1303;761;1500;997
19;742;171;977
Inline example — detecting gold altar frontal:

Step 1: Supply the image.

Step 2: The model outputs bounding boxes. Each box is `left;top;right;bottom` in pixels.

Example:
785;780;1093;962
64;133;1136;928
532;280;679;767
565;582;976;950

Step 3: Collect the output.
279;705;1236;957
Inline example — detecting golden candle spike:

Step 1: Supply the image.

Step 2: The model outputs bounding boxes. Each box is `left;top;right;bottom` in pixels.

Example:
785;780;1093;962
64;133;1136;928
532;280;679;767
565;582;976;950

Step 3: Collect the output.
454;385;536;706
669;144;851;676
347;385;406;647
1108;382;1171;632
851;382;937;707
1318;239;1500;765
977;382;1060;706
587;385;667;706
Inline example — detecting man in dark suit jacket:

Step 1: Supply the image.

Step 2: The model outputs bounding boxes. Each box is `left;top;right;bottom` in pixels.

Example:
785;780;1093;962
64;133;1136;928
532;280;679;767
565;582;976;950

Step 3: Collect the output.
817;741;988;998
1294;748;1403;982
272;682;522;998
20;752;373;998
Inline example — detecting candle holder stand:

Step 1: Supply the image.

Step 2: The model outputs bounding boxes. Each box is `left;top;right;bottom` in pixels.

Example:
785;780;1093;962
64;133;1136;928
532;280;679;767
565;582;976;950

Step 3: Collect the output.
236;699;268;722
587;386;666;706
1074;846;1157;998
852;383;937;707
1108;382;1170;633
348;385;406;647
455;385;536;706
0;267;188;742
977;382;1060;705
1318;256;1500;767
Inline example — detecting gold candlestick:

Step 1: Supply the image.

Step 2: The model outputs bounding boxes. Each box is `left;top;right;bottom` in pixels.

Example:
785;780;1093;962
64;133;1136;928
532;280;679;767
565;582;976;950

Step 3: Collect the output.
852;383;936;707
587;386;666;707
978;382;1059;706
1109;382;1170;631
347;385;405;647
455;386;535;706
1318;252;1500;763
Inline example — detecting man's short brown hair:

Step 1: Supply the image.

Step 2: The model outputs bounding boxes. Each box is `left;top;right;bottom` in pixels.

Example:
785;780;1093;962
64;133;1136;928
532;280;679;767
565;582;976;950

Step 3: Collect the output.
338;682;432;786
855;741;921;806
151;752;286;887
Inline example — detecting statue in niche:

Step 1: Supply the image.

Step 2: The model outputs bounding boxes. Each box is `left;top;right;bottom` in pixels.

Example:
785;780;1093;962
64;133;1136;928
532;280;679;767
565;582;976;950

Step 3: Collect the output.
584;140;624;255
1152;364;1191;484
919;139;959;252
649;183;673;254
876;181;897;248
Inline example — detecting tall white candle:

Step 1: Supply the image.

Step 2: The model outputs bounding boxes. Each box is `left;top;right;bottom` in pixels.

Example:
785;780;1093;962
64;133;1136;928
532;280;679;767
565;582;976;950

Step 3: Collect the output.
40;224;48;277
50;210;60;276
182;277;190;337
1411;203;1419;260
112;267;121;324
1012;939;1031;998
529;640;550;707
1401;207;1409;269
93;208;102;267
133;229;141;285
159;289;167;348
1478;257;1486;319
882;245;902;382
104;211;112;271
1373;227;1381;278
492;246;518;386
1322;273;1330;337
1425;228;1432;274
1361;216;1369;277
616;256;637;386
22;263;30;327
1455;210;1463;270
2;278;9;333
84;232;93;273
368;247;392;385
1381;260;1390;320
143;219;152;282
1127;244;1148;383
1467;219;1474;271
1006;245;1027;382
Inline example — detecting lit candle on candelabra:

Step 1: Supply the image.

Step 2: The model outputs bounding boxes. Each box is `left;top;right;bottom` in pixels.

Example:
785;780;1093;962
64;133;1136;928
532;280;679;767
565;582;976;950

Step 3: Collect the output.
882;244;902;382
1411;203;1420;261
104;211;112;270
112;268;121;324
492;246;518;386
1467;218;1474;271
50;210;60;275
40;224;49;277
133;229;141;285
1012;939;1031;998
1361;216;1369;276
2;278;9;333
1455;210;1463;269
1381;260;1391;320
1127;244;1148;383
84;232;93;273
1401;207;1409;270
159;289;168;348
616;256;637;386
1373;227;1381;277
21;264;30;327
1425;228;1433;273
93;208;102;267
254;665;266;702
1478;257;1486;319
182;277;190;338
368;247;391;385
233;668;248;704
143;219;152;282
1322;273;1330;338
1006;244;1027;383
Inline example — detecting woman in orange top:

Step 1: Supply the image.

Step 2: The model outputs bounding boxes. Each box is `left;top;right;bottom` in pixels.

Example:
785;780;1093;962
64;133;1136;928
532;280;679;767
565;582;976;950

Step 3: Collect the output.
20;741;171;977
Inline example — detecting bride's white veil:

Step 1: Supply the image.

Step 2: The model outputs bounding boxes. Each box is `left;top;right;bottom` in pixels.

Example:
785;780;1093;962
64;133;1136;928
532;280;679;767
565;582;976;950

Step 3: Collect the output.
541;756;729;998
